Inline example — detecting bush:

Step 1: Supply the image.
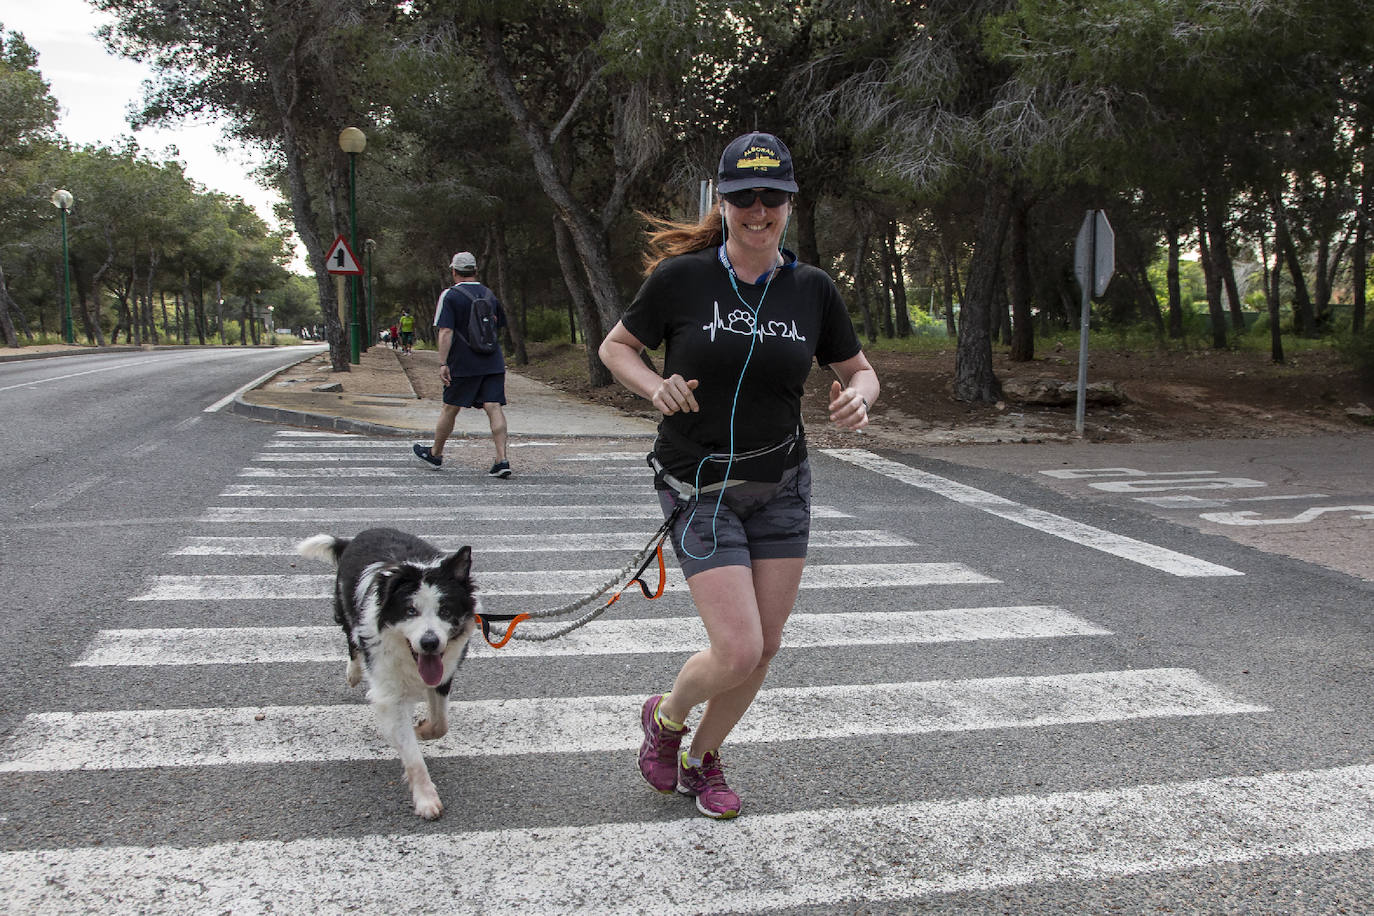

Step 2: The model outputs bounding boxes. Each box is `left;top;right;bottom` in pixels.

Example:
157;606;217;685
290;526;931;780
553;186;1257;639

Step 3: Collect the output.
524;307;572;343
1337;326;1374;386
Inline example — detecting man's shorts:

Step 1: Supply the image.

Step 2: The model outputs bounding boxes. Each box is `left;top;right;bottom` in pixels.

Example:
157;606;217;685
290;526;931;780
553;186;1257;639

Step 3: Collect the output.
401;331;415;346
443;373;506;408
657;461;811;578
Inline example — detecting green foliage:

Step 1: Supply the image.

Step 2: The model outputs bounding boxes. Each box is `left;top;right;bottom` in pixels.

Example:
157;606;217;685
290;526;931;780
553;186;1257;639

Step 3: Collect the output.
1337;326;1374;386
524;307;571;344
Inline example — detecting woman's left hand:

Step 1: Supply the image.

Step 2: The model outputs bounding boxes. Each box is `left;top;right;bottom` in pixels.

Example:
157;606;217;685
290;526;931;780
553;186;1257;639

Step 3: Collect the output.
828;380;869;431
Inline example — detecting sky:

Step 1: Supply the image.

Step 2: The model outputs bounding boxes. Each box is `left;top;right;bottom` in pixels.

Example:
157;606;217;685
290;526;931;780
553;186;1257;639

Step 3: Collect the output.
2;0;301;264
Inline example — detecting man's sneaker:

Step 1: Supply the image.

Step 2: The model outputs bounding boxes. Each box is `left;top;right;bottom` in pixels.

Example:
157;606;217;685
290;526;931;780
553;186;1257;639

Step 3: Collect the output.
412;444;442;469
638;694;688;793
677;750;741;819
488;460;512;479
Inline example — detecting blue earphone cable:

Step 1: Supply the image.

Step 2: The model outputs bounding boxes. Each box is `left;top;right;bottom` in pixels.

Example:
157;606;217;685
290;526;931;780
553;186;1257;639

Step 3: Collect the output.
679;211;790;561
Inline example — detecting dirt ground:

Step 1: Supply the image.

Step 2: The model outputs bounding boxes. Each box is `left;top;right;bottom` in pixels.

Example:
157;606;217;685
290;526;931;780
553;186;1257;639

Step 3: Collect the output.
512;339;1374;447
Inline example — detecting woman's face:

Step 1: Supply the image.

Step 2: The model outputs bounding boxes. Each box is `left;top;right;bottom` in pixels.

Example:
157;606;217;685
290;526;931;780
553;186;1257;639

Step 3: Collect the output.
721;188;791;260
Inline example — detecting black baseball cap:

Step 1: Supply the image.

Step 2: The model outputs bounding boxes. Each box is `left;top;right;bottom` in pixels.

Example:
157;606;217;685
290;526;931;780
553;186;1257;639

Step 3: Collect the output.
716;132;799;194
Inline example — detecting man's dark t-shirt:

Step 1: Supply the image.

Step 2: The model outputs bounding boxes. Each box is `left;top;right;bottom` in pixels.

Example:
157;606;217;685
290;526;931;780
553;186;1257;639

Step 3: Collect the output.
620;246;860;476
437;282;507;377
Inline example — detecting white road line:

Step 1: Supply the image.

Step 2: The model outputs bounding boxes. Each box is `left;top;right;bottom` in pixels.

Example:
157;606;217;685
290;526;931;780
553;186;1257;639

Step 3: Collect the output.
0;668;1261;772
171;529;916;555
824;449;1243;578
237;467;631;478
128;563;997;600
197;505;852;522
75;606;1105;665
4;763;1362;913
0;355;167;393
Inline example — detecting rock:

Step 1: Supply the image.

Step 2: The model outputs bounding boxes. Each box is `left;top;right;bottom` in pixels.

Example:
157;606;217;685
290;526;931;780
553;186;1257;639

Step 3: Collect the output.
312;382;344;393
1345;403;1374;426
1002;377;1127;407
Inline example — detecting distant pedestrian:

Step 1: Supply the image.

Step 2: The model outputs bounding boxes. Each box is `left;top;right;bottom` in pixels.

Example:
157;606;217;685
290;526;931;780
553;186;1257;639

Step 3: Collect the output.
389;322;400;350
413;251;512;478
399;310;415;354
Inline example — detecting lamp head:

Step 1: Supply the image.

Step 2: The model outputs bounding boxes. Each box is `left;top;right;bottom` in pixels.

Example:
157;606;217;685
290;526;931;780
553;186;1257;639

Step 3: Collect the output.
51;189;73;210
338;127;367;154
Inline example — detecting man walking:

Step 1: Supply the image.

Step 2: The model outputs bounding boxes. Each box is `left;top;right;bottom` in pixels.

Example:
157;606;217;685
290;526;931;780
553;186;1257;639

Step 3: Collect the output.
398;309;415;354
413;251;512;478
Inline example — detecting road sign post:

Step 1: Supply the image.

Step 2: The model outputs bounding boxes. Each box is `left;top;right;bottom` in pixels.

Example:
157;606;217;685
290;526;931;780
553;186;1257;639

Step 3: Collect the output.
325;235;363;365
1072;210;1115;436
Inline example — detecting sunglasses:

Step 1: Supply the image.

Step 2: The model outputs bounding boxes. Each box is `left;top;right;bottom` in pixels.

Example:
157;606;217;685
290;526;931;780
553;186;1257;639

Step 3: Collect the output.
721;188;791;209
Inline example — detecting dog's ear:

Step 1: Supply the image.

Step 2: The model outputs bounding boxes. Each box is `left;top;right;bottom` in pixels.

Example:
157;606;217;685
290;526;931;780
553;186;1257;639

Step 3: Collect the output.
375;564;420;609
438;545;473;581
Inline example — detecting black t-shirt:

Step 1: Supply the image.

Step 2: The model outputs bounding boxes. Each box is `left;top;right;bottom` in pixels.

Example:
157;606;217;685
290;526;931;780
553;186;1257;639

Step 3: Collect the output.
621;246;861;470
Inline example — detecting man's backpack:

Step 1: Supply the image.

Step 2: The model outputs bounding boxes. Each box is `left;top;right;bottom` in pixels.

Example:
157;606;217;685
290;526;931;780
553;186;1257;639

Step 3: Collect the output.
454;287;499;355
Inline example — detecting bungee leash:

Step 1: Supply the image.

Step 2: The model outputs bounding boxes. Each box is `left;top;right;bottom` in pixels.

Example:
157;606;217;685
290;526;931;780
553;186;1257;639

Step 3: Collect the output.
473;501;685;648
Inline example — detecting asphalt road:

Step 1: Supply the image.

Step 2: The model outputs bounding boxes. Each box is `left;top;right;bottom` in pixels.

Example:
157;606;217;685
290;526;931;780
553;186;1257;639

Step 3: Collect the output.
2;350;1373;913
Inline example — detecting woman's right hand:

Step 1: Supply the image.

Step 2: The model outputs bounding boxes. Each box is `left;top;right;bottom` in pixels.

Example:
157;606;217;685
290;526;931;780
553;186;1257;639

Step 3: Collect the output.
651;374;700;416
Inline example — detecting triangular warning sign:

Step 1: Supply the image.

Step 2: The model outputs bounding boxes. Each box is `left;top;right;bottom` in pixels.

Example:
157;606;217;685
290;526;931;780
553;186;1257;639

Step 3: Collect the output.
325;234;363;275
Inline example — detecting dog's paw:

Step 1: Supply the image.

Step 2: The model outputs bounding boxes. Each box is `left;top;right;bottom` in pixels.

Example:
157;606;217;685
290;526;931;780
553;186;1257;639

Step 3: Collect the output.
414;719;448;740
345;657;362;688
413;786;443;820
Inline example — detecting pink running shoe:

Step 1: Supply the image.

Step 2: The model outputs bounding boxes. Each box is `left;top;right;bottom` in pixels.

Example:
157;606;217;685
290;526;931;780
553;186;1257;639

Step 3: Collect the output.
676;750;741;819
638;695;688;793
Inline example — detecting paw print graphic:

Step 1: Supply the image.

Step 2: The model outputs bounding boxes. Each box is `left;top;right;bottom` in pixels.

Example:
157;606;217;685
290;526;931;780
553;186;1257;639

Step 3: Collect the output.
725;309;755;336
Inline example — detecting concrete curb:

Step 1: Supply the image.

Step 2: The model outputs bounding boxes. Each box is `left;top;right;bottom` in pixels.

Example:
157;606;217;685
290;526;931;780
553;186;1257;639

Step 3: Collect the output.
226;397;432;438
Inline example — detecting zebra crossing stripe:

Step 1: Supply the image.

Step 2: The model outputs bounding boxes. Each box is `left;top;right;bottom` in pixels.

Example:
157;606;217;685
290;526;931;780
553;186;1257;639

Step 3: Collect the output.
237;466;632;477
221;483;630;497
824;449;1243;578
129;563;997;600
0;668;1262;772
171;529;916;555
75;606;1108;665
197;505;853;521
3;763;1366;913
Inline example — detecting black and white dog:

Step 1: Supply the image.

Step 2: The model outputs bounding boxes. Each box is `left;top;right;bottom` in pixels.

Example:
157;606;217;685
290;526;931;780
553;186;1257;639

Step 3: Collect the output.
296;527;479;819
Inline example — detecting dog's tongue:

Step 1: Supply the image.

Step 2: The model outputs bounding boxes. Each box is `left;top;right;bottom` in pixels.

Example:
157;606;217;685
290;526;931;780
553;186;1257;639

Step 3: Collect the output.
417;653;445;686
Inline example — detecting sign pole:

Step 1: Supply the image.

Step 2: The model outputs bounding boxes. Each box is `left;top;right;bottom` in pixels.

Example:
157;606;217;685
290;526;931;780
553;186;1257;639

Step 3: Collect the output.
1074;219;1095;437
1072;210;1115;437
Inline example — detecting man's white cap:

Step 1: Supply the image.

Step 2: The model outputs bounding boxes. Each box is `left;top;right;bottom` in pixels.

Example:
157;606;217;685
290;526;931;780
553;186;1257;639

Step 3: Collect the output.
450;251;477;271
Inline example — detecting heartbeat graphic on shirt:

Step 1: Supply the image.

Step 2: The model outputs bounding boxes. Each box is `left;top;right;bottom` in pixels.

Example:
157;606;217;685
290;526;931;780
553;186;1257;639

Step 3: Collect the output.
702;301;805;343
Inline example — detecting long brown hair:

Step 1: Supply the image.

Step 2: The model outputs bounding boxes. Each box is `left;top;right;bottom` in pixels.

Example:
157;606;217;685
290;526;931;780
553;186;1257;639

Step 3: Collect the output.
639;209;723;277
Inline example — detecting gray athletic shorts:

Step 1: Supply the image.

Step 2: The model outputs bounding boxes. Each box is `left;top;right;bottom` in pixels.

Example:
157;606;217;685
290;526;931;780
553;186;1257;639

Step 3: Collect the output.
658;460;811;578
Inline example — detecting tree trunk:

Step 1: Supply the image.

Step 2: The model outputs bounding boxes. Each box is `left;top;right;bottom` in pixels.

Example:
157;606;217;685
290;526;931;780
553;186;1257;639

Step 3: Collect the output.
0;256;20;347
1254;233;1284;363
953;188;1009;403
553;216;608;386
1354;180;1368;336
266;46;348;371
1270;186;1317;337
1204;189;1245;333
1196;213;1227;349
479;24;621;382
851;231;874;342
1007;197;1034;361
886;222;911;338
1166;224;1184;338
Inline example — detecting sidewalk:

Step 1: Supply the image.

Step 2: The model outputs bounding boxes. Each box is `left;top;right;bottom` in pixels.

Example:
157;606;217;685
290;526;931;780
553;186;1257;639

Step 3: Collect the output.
231;345;658;439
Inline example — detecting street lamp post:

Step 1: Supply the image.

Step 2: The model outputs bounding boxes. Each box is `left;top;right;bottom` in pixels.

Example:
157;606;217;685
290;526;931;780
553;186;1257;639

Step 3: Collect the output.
51;189;74;343
338;127;366;364
365;238;377;349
